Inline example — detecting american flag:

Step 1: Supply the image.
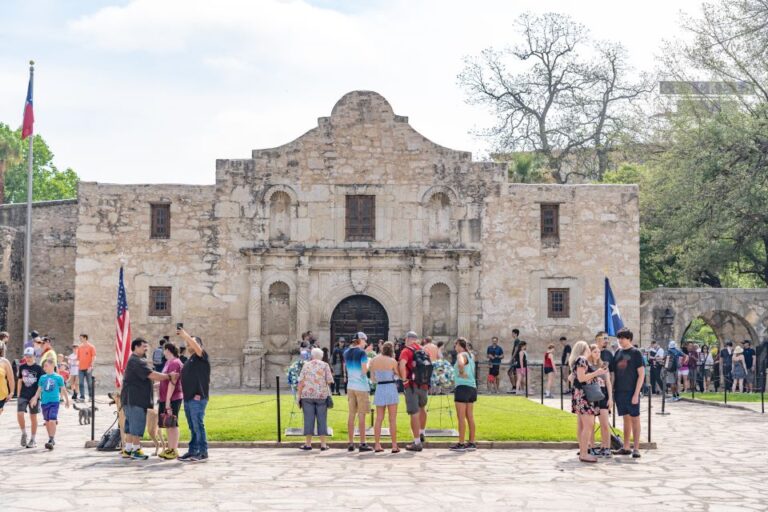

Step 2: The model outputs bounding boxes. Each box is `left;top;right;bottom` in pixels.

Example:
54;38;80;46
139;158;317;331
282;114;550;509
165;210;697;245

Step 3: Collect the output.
114;267;131;388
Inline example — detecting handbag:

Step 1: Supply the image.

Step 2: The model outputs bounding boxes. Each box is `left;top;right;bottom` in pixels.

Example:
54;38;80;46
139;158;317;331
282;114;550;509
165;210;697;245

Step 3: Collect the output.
159;412;178;428
583;381;605;402
325;394;334;409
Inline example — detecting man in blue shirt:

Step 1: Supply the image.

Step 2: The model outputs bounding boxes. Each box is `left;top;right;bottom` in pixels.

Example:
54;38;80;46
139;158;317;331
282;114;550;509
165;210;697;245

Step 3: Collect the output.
344;332;371;452
486;337;503;394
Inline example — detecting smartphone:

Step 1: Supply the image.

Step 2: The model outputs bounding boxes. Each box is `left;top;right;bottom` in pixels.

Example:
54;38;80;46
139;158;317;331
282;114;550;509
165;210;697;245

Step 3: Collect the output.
176;322;184;330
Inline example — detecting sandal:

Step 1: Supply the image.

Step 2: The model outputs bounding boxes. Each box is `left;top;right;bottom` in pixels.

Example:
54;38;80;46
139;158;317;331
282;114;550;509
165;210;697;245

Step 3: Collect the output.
320;445;329;451
374;447;384;453
299;445;312;451
579;456;598;463
391;448;401;454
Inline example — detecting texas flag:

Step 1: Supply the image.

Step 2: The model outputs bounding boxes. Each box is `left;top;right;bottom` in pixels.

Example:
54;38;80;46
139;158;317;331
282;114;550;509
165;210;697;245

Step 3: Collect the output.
21;70;34;140
604;277;625;336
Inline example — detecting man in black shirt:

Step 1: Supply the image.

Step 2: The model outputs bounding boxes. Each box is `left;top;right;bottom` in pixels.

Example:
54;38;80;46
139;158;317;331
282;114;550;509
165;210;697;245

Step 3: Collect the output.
507;329;521;392
120;338;171;460
177;328;211;462
16;347;43;448
610;329;645;458
596;331;612;365
743;340;755;392
560;338;572;394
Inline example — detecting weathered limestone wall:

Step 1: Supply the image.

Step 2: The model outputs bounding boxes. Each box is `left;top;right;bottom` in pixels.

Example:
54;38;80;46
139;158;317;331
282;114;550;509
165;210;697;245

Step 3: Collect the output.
73;183;248;388
477;184;641;361
0;200;78;358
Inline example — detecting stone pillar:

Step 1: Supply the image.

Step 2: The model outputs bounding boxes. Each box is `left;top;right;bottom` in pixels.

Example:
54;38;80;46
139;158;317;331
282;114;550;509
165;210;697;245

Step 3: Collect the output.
409;255;423;334
296;255;310;337
243;255;264;388
457;255;471;338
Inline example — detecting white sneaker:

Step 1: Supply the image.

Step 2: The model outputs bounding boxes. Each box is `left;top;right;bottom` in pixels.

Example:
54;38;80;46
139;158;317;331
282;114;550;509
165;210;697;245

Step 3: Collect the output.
20;432;27;447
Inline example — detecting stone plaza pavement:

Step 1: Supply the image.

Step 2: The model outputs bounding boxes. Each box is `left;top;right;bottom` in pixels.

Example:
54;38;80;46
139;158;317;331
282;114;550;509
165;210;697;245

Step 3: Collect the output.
0;396;766;512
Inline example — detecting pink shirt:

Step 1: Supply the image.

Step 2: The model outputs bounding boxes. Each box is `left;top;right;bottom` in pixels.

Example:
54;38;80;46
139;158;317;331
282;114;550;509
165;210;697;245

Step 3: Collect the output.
159;358;183;402
298;360;333;400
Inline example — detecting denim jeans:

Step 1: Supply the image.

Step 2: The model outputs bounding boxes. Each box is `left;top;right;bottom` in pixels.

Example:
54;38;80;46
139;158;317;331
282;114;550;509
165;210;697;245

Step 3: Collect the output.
184;398;208;455
78;370;93;399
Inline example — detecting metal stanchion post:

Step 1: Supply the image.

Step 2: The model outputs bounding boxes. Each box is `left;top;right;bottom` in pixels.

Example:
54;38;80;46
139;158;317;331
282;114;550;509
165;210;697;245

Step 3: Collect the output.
724;380;728;405
612;401;616;428
540;364;544;404
647;381;652;443
761;370;765;414
656;371;670;416
559;363;564;411
276;376;282;443
90;375;96;441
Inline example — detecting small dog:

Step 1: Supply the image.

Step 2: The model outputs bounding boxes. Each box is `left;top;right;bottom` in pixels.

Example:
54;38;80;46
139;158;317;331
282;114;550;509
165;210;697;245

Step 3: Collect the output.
72;403;97;425
110;392;166;455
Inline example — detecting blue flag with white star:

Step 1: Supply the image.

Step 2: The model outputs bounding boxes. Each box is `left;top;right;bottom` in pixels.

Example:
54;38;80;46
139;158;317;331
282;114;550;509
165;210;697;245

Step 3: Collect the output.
604;277;624;336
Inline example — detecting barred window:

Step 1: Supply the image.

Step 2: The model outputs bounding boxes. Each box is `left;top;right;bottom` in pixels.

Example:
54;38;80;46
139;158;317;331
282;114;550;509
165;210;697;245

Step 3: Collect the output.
149;287;172;317
345;195;375;241
540;204;559;241
151;204;171;239
547;288;570;318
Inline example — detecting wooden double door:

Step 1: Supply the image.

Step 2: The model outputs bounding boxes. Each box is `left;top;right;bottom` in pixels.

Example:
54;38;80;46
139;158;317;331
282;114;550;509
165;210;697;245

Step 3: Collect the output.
330;295;389;344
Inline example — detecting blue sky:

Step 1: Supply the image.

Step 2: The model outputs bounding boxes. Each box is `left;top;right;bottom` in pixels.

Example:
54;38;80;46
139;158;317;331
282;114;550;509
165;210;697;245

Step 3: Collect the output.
0;0;705;185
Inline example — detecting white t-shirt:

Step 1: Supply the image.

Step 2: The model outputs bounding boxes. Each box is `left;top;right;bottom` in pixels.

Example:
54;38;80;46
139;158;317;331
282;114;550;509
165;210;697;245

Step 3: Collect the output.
68;353;79;373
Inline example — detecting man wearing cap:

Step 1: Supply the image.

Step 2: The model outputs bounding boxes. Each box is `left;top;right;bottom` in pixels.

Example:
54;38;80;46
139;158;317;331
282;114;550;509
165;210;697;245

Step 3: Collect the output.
16;347;43;448
24;330;40;351
648;340;665;395
665;341;682;401
399;331;429;452
344;332;372;452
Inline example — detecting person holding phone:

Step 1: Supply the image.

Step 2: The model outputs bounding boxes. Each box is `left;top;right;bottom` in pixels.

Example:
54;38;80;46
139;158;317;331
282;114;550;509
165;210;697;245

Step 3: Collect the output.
176;325;211;463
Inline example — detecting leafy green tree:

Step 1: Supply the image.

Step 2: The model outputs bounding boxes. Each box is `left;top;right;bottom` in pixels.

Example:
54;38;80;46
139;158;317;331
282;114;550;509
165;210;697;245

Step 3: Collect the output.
0;123;23;204
0;123;79;203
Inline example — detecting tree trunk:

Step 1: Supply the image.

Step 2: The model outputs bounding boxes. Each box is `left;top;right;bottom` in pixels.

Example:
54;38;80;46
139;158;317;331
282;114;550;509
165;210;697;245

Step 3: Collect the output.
0;160;5;205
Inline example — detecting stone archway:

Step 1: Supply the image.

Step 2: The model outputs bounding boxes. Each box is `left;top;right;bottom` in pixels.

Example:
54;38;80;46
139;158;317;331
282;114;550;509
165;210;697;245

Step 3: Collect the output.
681;310;759;347
330;295;389;345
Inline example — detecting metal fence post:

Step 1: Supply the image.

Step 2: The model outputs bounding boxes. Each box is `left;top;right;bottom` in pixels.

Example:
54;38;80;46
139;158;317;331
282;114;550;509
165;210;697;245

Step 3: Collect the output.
724;380;728;405
276;376;282;444
90;375;96;441
540;364;544;404
647;380;652;443
559;363;564;411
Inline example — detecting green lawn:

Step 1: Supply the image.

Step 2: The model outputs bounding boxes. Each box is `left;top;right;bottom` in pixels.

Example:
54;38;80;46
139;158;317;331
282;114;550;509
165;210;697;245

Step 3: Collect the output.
687;392;765;403
169;394;578;442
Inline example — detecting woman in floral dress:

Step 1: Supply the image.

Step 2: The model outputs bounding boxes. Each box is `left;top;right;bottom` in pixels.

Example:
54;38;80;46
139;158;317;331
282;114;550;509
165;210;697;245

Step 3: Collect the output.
569;341;607;463
296;348;334;451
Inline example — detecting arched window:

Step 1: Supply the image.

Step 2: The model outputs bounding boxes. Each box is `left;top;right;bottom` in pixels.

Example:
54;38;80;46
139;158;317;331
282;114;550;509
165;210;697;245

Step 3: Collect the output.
267;282;290;335
427;192;451;242
269;191;292;243
429;283;451;335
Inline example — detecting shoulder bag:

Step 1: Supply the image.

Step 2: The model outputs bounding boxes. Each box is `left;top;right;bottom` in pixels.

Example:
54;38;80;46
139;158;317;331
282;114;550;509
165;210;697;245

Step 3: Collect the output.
583;381;605;402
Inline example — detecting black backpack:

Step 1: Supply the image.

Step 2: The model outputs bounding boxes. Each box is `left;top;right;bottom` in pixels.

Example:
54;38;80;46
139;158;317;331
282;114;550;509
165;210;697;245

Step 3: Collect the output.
96;428;122;451
407;346;433;386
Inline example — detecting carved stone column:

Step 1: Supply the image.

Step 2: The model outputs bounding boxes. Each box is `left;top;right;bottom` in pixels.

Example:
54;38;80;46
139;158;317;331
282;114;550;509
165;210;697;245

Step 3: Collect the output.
457;255;471;338
243;254;264;388
296;255;310;337
409;255;423;335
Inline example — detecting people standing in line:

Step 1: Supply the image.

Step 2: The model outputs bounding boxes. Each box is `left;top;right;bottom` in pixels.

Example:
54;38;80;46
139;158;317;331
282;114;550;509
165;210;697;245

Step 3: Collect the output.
120;338;171;460
66;344;80;401
16;347;43;448
486;337;503;394
450;338;477;452
700;345;713;392
665;341;682;401
569;341;604;463
399;330;431;452
0;340;14;417
720;341;734;390
296;347;333;451
611;329;644;459
731;345;747;393
711;345;721;392
158;342;183;460
686;342;699;393
177;328;212;462
589;344;613;458
152;338;166;372
514;341;528;394
76;334;96;403
543;344;556;399
30;359;70;450
344;332;372;452
370;341;400;453
648;340;665;395
560;338;572;394
507;329;521;392
678;344;690;392
742;340;755;392
331;339;345;396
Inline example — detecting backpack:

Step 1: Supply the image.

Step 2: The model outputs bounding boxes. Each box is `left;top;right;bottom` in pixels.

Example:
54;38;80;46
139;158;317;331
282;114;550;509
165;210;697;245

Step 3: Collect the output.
665;352;678;372
407;346;433;386
152;347;164;366
96;428;122;451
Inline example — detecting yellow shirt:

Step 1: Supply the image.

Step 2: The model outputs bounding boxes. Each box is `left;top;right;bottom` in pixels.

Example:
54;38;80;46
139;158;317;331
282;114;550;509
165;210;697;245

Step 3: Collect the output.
40;349;58;372
0;363;8;400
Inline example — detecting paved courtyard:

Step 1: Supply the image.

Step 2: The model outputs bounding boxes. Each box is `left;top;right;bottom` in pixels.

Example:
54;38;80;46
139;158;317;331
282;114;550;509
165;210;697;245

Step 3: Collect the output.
0;396;766;512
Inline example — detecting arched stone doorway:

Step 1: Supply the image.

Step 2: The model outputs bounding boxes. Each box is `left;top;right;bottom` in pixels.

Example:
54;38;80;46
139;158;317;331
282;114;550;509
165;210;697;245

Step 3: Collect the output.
330;295;389;345
681;310;759;347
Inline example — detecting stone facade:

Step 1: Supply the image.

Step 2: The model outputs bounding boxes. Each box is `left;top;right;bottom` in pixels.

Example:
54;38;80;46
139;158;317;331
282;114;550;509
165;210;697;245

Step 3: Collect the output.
2;92;641;387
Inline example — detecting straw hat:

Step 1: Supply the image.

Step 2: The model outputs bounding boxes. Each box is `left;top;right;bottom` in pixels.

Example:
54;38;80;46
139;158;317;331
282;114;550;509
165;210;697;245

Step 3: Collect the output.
734;345;744;355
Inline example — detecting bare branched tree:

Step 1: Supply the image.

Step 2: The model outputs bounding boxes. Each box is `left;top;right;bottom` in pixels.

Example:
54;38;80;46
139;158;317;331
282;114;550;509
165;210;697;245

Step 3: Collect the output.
459;12;653;183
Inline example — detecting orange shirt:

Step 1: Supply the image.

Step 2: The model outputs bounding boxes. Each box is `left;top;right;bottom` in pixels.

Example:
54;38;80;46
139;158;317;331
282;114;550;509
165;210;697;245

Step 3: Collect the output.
77;343;96;370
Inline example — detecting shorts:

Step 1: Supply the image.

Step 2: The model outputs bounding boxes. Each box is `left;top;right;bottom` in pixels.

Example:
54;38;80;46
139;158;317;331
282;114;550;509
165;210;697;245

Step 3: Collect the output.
158;399;182;422
0;398;6;409
665;371;677;384
404;386;428;415
347;390;370;416
124;404;148;437
597;387;610;410
489;365;500;377
486;374;496;383
544;367;554;375
67;374;79;386
17;397;40;414
615;391;640;418
679;368;689;377
516;368;528;376
42;402;60;422
454;385;477;403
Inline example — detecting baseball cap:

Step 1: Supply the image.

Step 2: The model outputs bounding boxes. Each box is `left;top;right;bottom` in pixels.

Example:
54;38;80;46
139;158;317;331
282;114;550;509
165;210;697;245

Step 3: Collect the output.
668;340;677;349
23;347;35;356
405;331;418;339
29;330;39;338
356;332;368;341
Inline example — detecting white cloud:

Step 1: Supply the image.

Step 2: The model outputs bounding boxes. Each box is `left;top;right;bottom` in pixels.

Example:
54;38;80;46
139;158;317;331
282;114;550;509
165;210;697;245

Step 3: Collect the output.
0;0;706;185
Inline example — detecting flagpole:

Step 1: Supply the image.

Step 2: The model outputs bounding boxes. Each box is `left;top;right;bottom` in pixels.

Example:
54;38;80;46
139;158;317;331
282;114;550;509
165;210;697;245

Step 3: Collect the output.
22;60;35;345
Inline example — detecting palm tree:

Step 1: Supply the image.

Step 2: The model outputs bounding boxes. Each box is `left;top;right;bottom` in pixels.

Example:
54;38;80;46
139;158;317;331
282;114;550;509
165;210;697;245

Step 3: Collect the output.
0;125;22;204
